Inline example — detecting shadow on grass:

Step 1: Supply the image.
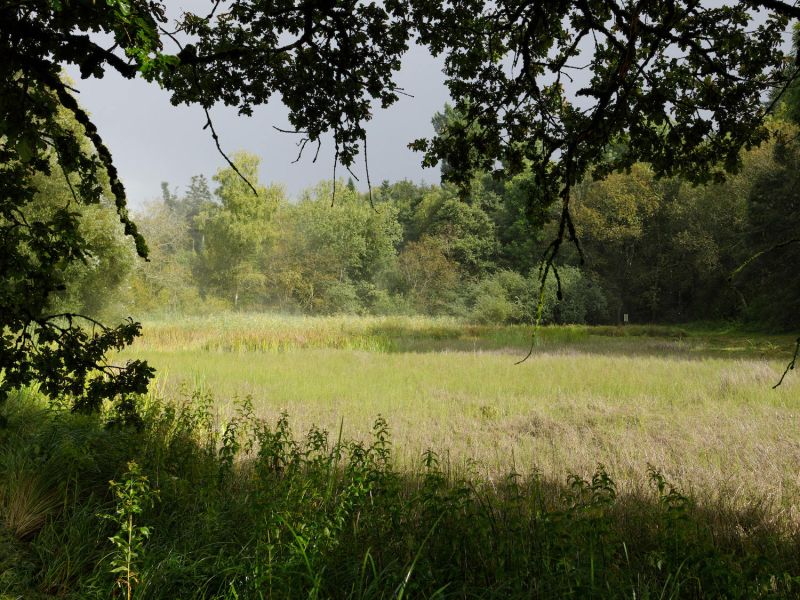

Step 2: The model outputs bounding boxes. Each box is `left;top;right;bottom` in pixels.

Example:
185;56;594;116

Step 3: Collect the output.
366;322;798;364
132;318;799;366
1;390;798;599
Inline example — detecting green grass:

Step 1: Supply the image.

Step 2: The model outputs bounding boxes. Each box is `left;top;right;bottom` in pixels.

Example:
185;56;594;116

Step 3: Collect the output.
122;314;800;511
2;314;798;598
128;312;798;358
1;389;799;599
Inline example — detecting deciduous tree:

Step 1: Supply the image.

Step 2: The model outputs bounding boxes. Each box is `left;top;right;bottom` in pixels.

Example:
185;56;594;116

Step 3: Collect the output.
197;152;282;307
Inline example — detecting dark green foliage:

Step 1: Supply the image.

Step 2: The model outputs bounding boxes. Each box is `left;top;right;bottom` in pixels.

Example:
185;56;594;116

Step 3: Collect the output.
466;268;607;326
264;182;403;314
195;152;281;307
388;235;461;315
737;130;800;329
173;175;214;254
494;171;555;274
376;180;434;244
1;391;798;599
416;189;499;277
1;2;160;413
770;23;800;126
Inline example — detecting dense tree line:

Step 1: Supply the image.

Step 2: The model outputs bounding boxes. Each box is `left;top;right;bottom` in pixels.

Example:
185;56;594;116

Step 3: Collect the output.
50;111;798;331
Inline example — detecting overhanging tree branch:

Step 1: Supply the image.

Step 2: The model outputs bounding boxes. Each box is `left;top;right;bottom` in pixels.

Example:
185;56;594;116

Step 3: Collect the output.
753;0;800;21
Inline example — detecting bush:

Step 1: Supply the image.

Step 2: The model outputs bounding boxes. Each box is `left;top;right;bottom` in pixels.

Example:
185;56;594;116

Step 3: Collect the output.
317;280;363;315
361;285;415;316
540;266;609;325
471;290;517;324
467;268;609;325
467;270;528;325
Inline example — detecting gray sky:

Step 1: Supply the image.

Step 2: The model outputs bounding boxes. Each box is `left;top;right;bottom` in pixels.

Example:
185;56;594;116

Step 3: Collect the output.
68;42;450;208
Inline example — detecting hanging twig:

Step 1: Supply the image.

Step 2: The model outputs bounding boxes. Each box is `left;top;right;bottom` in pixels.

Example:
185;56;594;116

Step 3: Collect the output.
364;134;374;209
203;107;258;195
345;165;360;182
206;0;224;20
773;337;800;389
312;139;322;163
292;137;310;163
516;169;581;364
272;125;310;134
161;24;257;196
331;145;339;206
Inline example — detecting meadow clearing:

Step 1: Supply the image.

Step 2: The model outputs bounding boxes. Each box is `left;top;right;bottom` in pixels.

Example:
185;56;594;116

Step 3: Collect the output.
125;314;800;516
4;314;800;598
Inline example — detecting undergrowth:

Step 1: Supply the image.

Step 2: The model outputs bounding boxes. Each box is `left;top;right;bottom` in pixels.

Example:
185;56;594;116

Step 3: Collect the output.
0;389;798;598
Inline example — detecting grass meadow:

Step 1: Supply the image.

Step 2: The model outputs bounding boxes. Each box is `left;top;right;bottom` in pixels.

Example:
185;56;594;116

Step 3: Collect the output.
125;314;800;512
3;314;800;598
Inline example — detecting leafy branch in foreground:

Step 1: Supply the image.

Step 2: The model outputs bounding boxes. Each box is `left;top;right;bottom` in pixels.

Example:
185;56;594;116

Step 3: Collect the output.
1;1;161;416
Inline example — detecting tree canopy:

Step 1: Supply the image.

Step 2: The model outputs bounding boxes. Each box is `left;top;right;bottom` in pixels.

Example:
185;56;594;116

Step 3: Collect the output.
2;0;800;412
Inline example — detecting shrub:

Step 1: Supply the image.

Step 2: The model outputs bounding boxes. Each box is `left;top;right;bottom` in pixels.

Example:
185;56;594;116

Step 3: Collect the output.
467;268;609;326
467;270;529;325
317;280;363;315
540;266;609;325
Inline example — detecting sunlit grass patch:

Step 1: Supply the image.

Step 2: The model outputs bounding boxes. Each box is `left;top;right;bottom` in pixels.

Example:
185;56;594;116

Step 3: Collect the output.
131;313;797;357
121;314;800;517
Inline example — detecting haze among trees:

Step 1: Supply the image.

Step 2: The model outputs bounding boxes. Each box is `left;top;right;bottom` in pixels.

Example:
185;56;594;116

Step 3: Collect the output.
53;105;800;333
2;2;800;598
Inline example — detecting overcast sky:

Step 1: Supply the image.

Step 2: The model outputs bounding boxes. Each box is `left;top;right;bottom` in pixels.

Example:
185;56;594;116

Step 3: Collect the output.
66;2;792;209
67;36;450;208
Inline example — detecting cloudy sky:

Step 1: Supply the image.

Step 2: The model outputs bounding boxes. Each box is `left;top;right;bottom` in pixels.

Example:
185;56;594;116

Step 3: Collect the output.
67;24;450;208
